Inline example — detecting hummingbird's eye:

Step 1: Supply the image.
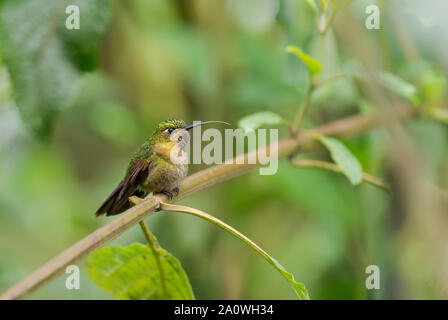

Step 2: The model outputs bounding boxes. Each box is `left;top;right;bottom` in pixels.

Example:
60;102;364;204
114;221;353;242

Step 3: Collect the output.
165;128;174;134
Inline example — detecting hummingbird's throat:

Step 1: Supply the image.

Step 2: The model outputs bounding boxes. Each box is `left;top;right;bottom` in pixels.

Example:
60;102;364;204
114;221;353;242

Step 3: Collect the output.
154;141;188;164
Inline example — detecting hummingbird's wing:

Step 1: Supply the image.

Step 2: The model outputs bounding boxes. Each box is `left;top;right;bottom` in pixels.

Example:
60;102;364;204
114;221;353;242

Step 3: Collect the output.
95;159;151;216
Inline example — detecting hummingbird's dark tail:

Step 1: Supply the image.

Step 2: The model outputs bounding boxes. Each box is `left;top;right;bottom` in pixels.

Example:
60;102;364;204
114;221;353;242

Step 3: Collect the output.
95;183;146;216
96;159;151;216
95;181;124;216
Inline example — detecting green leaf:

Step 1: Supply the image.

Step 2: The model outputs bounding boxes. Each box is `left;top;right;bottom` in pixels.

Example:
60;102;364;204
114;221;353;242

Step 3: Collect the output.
379;72;420;106
238;111;283;132
270;257;310;300
87;243;195;300
285;45;322;75
0;0;113;138
316;135;363;185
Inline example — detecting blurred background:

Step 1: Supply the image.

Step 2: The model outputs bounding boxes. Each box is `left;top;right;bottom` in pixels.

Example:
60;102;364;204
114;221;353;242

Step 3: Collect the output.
0;0;447;299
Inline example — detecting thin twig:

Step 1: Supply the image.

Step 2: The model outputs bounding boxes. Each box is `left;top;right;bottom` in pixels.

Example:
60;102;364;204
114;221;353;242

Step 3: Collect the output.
290;159;390;192
293;84;314;128
138;220;167;298
315;73;346;89
294;1;340;129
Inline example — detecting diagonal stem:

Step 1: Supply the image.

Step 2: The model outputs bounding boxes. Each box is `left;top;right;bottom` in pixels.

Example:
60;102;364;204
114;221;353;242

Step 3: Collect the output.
158;202;310;300
290;159;390;192
293;84;314;128
138;220;167;298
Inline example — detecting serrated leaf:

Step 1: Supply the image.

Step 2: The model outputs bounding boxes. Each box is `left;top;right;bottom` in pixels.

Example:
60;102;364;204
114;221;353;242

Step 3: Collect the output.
0;0;113;138
285;45;322;75
238;111;283;133
379;72;420;106
316;135;363;185
87;243;195;300
270;257;310;300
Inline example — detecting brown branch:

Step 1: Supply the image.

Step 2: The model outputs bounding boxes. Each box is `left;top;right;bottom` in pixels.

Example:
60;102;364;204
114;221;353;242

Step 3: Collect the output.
0;105;417;300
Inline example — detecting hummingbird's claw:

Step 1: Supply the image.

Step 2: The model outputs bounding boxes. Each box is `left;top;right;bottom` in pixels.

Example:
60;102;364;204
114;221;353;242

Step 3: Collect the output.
161;187;179;200
161;190;174;200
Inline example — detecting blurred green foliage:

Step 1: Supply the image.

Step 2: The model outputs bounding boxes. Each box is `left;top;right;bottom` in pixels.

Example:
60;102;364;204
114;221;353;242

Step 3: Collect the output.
0;0;114;139
0;0;447;299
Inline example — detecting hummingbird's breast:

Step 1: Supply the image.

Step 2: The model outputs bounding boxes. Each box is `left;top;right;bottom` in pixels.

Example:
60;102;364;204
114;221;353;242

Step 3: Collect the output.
143;142;189;193
145;160;188;193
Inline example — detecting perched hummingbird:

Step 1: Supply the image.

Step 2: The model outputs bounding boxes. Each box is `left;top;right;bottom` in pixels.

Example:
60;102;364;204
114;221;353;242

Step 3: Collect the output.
96;119;227;216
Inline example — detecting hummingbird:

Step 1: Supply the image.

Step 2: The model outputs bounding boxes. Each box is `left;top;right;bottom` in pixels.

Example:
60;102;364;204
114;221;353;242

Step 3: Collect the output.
95;119;228;216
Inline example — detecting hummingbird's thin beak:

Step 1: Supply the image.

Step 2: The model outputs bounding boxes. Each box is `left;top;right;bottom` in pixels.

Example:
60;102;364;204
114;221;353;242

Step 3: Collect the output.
184;120;230;131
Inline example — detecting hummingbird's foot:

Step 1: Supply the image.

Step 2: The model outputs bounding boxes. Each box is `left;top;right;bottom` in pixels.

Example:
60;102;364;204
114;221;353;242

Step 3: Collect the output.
161;190;174;200
161;187;179;200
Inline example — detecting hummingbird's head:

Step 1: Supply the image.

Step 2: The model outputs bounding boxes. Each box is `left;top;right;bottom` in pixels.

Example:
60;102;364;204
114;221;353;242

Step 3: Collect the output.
154;118;230;144
154;119;191;154
152;118;230;162
156;119;188;141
